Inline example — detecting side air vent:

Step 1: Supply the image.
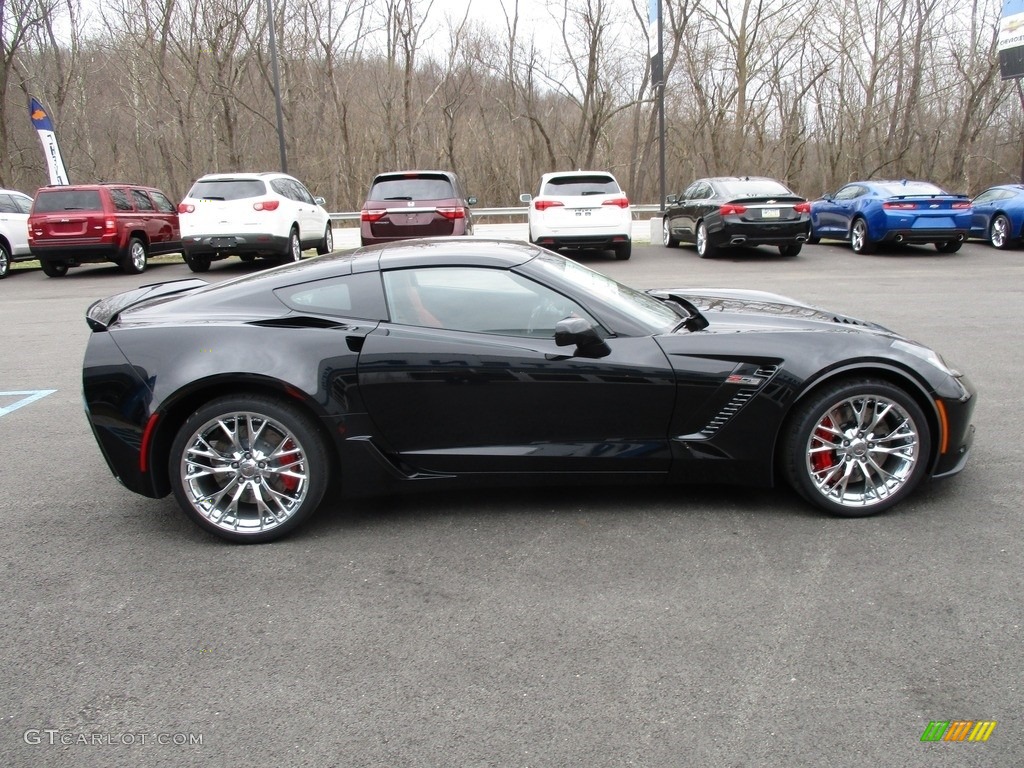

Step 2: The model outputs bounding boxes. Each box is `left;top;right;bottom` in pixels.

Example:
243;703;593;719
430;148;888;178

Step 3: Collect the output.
699;364;779;436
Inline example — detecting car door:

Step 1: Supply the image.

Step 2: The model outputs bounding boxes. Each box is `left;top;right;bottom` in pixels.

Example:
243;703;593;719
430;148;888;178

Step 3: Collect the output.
0;192;31;255
816;184;863;237
288;179;325;244
356;265;678;475
675;181;707;242
129;188;165;250
147;190;181;253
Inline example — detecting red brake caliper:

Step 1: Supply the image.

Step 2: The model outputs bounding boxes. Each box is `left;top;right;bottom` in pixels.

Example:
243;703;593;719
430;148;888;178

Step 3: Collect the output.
279;439;300;493
811;416;836;473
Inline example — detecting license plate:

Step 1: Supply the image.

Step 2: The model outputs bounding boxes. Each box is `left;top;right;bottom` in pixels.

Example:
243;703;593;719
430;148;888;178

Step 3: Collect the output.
762;208;780;219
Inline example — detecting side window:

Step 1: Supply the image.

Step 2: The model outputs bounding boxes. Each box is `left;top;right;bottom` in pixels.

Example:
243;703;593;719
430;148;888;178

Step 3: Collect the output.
292;180;315;205
109;188;134;211
382;267;596;338
13;194;33;214
149;191;176;213
0;194;15;213
275;271;387;320
131;189;155;211
835;185;862;201
270;179;294;200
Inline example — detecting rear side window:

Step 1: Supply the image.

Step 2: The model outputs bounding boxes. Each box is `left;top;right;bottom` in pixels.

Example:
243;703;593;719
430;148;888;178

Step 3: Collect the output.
189;179;266;201
131;189;156;211
275;271;387;321
368;175;455;201
109;189;133;211
33;189;103;213
543;175;619;196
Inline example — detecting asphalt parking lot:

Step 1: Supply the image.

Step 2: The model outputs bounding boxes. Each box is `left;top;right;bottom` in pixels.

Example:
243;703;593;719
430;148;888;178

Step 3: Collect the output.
1;234;1020;767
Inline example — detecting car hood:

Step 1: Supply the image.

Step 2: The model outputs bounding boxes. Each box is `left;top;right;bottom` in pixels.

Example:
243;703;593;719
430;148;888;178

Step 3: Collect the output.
647;288;899;337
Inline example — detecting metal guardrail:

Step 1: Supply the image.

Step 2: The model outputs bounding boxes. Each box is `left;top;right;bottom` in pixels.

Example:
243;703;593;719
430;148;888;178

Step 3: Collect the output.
330;203;663;223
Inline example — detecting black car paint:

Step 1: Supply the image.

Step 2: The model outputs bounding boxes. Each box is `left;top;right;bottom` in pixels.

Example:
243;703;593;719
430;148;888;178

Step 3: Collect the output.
83;239;975;508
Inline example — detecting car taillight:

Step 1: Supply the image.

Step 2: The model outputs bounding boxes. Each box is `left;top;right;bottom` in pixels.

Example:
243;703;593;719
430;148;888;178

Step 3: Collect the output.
719;203;747;215
437;207;465;220
883;201;918;210
105;218;116;232
793;202;811;213
178;202;195;213
952;202;971;209
602;197;630;208
253;200;280;211
534;200;564;211
361;209;387;223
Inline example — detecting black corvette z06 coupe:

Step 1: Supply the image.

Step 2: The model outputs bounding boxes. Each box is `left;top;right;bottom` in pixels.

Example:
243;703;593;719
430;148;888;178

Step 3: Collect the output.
83;239;975;543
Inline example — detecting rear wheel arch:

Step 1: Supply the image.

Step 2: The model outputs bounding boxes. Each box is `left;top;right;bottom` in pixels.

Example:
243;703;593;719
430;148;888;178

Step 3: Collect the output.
147;378;340;498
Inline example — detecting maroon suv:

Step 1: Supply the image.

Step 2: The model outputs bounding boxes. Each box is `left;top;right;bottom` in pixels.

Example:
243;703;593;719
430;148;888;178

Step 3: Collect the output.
360;170;475;246
28;183;181;276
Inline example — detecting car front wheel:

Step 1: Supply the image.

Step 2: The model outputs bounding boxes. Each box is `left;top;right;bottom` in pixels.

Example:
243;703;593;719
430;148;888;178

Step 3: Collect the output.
169;395;329;543
122;237;148;274
317;224;334;255
781;379;930;517
850;219;875;254
662;218;679;248
989;214;1013;249
696;222;717;258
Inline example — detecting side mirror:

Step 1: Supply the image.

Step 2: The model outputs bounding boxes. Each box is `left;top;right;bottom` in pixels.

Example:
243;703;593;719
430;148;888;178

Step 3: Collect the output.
314;196;326;206
519;193;532;203
467;196;477;206
665;194;677;205
554;317;610;358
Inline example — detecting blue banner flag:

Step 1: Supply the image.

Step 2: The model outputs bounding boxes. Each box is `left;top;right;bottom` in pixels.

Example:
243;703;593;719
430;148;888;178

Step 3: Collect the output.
28;96;70;185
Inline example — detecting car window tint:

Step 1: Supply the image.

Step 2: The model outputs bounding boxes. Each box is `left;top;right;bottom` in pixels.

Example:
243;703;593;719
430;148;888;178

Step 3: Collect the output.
13;193;32;214
131;189;156;211
718;179;791;197
33;189;103;212
542;175;619;196
383;266;595;338
190;179;266;200
271;178;296;200
109;188;133;211
369;176;455;200
0;194;15;213
292;181;316;205
834;185;861;201
149;190;176;213
876;181;945;196
275;271;387;320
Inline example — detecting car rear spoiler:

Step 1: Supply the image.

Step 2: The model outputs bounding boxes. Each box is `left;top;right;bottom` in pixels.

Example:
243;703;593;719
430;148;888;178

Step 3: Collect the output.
85;278;208;331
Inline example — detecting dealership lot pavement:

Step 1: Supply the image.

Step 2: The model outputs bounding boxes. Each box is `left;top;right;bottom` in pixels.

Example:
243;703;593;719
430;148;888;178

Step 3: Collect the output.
1;237;1020;767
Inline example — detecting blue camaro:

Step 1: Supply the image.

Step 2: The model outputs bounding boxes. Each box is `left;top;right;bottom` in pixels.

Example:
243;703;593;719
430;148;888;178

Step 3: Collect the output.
969;183;1024;249
809;180;971;254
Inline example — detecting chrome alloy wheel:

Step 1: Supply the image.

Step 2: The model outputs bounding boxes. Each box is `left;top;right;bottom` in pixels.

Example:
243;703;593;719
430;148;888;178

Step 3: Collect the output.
804;394;920;508
180;411;311;535
990;214;1010;249
129;239;147;272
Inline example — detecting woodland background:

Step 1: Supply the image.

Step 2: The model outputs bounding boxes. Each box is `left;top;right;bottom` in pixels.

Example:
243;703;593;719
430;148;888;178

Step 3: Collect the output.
0;0;1020;209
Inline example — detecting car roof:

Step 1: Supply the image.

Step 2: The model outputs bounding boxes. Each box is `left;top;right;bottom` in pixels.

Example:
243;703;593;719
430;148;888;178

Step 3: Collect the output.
194;172;291;181
36;183;161;191
0;188;31;196
372;170;458;180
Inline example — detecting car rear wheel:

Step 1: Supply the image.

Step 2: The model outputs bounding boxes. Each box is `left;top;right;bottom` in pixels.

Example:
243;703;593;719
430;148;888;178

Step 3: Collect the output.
169;395;329;543
316;224;333;255
40;260;69;277
850;218;875;254
989;214;1012;249
122;237;148;274
0;243;10;278
807;234;820;245
662;218;679;248
779;243;802;257
696;222;717;258
614;241;632;260
283;227;302;262
184;254;211;272
781;379;930;517
935;240;961;253
240;254;257;263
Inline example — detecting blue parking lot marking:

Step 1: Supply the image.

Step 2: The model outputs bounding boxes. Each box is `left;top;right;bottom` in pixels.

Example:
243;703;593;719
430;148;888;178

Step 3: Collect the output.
0;390;57;417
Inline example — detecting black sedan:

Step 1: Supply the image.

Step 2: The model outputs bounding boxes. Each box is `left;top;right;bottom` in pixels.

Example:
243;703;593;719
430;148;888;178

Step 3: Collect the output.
83;239;975;542
662;176;811;257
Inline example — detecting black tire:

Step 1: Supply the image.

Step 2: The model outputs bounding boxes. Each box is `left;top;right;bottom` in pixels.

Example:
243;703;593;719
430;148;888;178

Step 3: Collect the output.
781;378;931;518
316;224;334;255
40;260;69;277
0;242;10;278
779;243;802;257
696;221;717;258
935;240;962;254
989;213;1013;249
121;237;148;274
614;241;632;260
850;218;876;254
169;394;329;543
239;254;257;263
184;254;211;273
662;217;679;248
807;234;821;245
283;226;302;263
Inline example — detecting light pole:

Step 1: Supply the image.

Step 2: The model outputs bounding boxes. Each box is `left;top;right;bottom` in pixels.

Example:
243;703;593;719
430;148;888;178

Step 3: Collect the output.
266;0;288;173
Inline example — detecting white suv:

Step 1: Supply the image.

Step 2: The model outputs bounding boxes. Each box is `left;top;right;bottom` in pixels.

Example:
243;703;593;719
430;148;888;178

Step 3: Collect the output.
177;172;333;272
520;171;633;260
0;188;33;279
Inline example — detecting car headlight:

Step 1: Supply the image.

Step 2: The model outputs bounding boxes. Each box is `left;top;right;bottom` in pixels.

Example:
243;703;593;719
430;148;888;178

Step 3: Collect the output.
891;339;961;377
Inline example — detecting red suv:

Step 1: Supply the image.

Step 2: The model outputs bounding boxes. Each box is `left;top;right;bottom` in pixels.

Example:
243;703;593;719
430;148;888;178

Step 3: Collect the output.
360;170;475;246
28;184;181;276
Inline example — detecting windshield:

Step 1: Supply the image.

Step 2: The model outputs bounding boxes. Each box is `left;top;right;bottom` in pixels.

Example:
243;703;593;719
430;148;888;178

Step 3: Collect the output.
189;179;267;201
530;252;679;333
876;181;945;196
